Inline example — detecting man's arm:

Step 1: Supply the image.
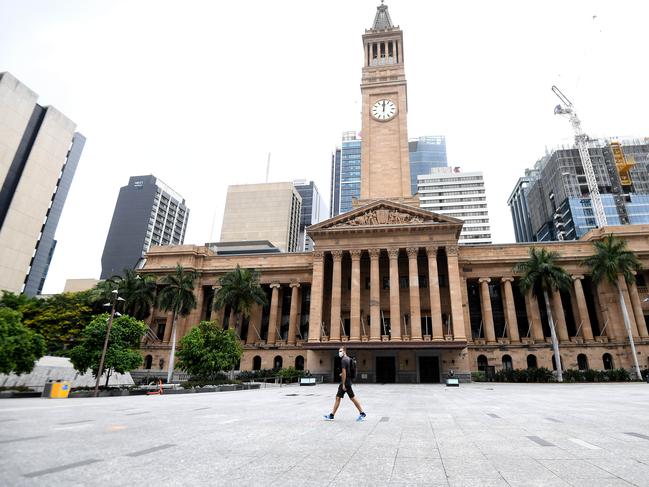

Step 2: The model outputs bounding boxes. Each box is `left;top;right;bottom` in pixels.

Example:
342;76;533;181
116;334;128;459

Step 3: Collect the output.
341;366;347;390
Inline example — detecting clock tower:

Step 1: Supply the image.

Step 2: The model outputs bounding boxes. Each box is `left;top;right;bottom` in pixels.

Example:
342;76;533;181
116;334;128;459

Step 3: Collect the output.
359;2;413;203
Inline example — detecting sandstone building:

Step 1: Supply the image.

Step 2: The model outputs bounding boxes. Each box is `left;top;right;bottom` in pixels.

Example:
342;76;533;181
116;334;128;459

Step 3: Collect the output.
138;4;649;382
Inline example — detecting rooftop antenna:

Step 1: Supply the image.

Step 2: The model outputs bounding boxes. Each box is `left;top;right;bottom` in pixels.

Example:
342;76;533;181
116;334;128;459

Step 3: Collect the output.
265;153;271;183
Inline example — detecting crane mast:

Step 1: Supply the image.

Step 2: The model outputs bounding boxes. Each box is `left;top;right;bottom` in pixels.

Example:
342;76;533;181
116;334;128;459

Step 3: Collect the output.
551;85;607;228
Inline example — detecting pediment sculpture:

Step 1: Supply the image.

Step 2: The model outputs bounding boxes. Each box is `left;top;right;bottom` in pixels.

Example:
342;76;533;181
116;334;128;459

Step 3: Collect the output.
332;208;429;227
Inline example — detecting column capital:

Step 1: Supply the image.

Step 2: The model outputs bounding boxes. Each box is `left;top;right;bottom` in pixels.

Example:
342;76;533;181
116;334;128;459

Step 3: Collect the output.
478;277;491;284
406;247;419;258
289;281;301;289
446;245;459;256
331;249;343;261
350;249;362;260
270;282;281;289
501;277;514;283
313;250;324;261
572;274;585;281
425;245;438;257
368;248;381;259
387;248;400;259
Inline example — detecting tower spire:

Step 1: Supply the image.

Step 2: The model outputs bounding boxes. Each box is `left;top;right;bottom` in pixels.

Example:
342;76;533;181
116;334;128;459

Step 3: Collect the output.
371;1;393;31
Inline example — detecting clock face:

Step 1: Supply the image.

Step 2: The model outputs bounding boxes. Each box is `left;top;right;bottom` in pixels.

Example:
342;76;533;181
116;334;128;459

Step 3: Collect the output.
371;99;397;121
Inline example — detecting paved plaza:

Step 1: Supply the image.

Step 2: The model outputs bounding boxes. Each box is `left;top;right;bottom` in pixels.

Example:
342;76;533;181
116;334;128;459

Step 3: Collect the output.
1;383;649;486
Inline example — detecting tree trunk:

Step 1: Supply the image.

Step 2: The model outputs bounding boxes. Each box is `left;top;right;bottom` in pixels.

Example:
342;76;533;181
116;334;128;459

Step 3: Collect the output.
616;283;643;380
543;290;563;382
105;369;111;388
167;313;178;383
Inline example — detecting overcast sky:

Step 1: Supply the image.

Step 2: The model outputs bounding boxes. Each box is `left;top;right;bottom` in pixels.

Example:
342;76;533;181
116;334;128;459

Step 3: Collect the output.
1;0;648;294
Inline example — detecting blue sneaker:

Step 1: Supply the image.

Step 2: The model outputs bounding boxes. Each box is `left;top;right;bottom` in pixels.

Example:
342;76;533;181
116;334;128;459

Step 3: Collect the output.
323;413;334;421
356;412;366;422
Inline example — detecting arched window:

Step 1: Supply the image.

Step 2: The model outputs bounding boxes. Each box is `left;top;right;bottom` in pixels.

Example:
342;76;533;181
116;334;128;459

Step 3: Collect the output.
577;354;589;371
527;354;537;369
477;355;488;372
273;355;283;370
502;355;513;370
295;355;305;371
144;355;153;370
252;355;262;370
552;355;563;371
602;353;614;370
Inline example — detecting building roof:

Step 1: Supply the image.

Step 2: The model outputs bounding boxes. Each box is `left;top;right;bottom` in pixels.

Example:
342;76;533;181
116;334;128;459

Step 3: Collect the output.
371;2;393;30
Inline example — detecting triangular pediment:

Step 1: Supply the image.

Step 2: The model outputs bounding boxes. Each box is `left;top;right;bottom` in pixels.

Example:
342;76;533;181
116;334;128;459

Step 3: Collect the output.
308;199;463;233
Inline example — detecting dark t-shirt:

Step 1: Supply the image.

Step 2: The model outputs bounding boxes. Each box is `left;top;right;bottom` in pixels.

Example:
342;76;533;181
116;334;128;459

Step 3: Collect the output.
341;356;352;385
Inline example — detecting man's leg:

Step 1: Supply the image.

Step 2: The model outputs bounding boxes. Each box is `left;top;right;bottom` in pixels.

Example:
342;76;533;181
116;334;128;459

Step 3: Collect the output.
350;396;363;413
331;396;342;415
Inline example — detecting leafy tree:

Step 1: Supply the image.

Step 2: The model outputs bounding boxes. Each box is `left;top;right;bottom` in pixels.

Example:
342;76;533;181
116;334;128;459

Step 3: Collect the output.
22;291;95;355
176;321;243;380
582;234;643;379
0;308;46;375
157;264;197;382
214;265;267;337
514;247;572;382
119;269;157;320
69;314;147;387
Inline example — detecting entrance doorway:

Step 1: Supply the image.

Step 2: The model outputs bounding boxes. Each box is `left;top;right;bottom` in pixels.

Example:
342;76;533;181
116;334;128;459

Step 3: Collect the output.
376;356;396;383
418;356;440;383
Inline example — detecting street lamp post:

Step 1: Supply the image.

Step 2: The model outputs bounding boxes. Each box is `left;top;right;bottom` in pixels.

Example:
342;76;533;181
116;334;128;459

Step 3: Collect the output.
93;289;125;397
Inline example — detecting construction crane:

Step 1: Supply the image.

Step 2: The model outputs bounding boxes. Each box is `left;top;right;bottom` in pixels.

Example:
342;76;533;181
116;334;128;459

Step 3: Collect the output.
610;141;635;188
552;85;607;228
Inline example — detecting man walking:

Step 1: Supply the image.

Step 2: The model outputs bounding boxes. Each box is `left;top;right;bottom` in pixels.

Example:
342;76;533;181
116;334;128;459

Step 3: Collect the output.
324;347;366;421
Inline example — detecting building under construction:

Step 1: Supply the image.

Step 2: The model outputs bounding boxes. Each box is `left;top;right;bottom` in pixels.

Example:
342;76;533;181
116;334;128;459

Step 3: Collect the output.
509;138;649;242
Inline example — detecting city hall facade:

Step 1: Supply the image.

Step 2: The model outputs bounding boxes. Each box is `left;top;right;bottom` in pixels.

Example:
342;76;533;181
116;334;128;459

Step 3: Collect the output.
138;4;649;382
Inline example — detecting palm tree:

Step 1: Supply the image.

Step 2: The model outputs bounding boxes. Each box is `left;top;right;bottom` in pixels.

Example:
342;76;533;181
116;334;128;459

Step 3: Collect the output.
157;264;197;382
118;269;157;320
582;234;643;380
514;247;573;382
214;265;267;338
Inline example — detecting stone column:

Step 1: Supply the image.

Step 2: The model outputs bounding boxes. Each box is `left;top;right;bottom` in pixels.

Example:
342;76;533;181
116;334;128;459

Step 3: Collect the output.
266;282;281;345
572;275;594;341
628;279;649;338
287;282;300;345
501;277;520;342
617;275;640;338
369;248;381;341
426;246;444;340
387;248;402;341
479;278;495;343
211;285;222;328
551;289;569;342
525;291;544;341
407;247;422;340
330;250;343;341
350;250;362;341
246;304;262;344
308;251;324;343
446;245;466;340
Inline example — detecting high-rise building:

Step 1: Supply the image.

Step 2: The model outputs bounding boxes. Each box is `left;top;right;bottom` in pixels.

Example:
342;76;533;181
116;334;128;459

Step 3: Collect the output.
409;136;447;195
330;131;361;217
418;167;492;244
507;173;536;243
0;72;86;296
101;175;189;279
514;139;649;241
293;180;327;251
220;182;302;252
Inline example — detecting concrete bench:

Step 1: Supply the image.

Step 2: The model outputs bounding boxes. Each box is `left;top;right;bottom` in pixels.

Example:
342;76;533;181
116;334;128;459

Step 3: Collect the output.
299;377;317;386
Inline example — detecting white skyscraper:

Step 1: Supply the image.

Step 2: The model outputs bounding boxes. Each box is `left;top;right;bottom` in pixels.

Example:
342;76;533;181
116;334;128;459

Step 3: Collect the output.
417;168;492;244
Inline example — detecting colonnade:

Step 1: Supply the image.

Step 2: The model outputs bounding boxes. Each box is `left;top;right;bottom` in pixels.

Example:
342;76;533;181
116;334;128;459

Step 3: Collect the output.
308;245;466;343
474;274;649;343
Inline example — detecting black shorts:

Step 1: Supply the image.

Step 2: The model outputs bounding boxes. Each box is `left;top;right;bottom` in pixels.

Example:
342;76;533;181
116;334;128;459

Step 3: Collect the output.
336;383;355;398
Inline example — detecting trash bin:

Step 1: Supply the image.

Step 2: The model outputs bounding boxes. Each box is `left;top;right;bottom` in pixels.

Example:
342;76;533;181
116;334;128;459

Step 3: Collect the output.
42;380;71;399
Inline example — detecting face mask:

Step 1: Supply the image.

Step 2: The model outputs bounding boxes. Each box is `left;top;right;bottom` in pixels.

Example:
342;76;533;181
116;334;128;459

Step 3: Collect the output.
338;351;344;358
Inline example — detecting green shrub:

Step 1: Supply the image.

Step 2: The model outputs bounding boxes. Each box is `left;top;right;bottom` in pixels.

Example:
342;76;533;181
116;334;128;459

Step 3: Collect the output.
605;368;630;382
237;369;276;381
471;371;486;382
562;369;584;383
277;367;304;380
641;368;649;381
